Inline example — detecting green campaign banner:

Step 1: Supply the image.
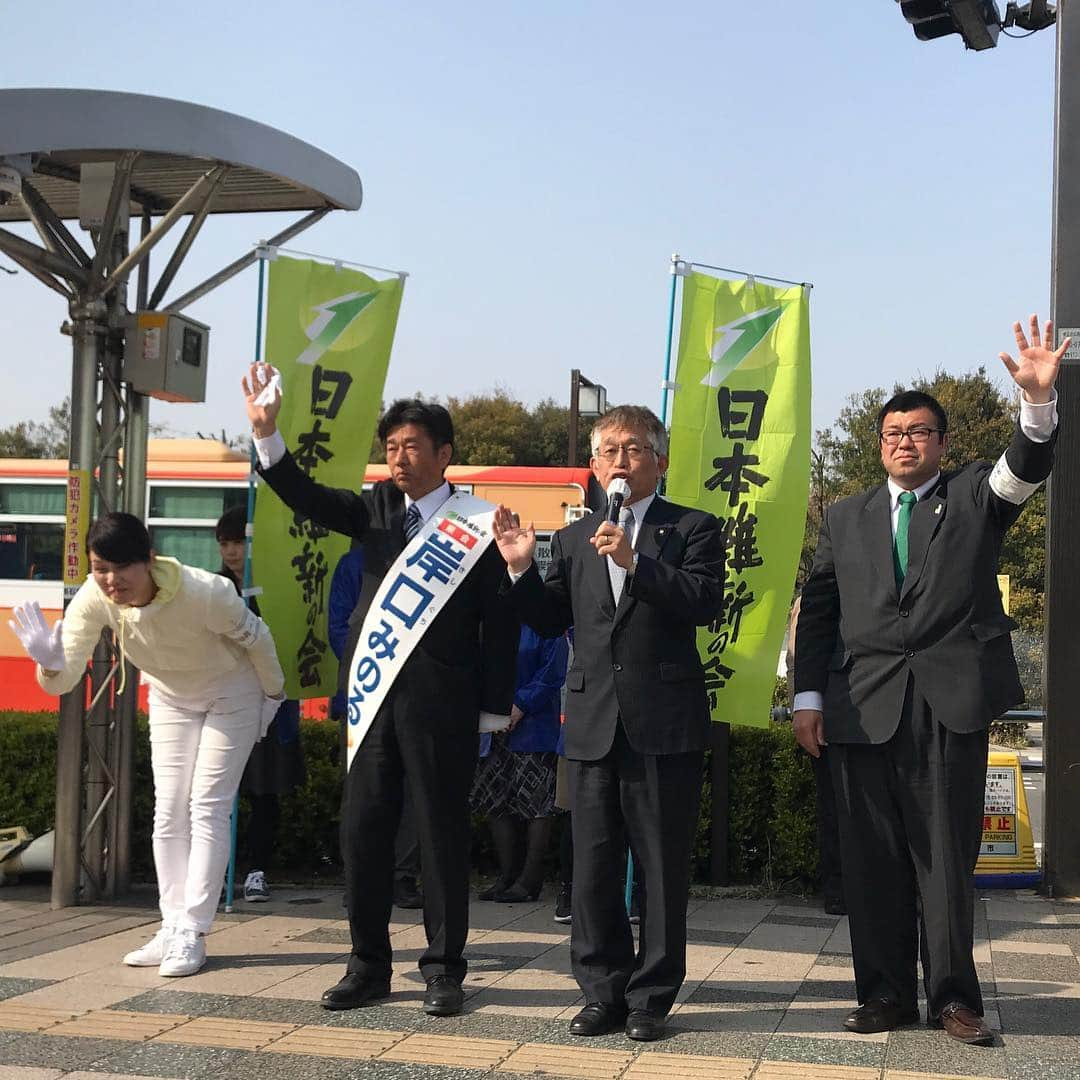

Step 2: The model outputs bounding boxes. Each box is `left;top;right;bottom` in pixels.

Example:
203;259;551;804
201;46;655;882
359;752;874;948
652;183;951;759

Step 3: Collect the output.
666;272;810;728
254;256;405;698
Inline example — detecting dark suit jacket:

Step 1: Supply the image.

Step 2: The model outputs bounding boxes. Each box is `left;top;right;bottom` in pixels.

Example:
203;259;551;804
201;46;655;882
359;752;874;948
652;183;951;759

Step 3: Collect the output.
507;496;724;760
795;423;1056;744
258;450;517;731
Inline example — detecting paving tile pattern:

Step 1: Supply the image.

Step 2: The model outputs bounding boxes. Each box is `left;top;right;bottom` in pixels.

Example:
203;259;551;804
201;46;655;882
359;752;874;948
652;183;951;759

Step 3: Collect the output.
0;889;1078;1079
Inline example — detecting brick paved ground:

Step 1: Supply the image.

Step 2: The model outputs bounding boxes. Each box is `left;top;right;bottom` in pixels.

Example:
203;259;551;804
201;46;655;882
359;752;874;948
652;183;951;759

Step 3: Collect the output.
0;884;1078;1080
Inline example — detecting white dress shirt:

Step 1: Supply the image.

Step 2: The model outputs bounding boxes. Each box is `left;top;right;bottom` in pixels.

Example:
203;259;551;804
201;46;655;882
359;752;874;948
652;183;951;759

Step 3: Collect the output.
405;480;452;522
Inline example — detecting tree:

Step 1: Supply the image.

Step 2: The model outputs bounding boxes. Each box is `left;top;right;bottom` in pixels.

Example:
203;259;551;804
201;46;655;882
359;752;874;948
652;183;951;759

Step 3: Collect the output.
195;429;252;455
1;396;175;460
446;389;536;465
532;397;591;467
0;398;70;458
362;391;586;468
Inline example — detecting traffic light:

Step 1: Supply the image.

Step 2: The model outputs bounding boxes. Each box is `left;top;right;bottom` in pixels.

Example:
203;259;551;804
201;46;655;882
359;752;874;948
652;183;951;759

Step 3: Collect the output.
897;0;1002;50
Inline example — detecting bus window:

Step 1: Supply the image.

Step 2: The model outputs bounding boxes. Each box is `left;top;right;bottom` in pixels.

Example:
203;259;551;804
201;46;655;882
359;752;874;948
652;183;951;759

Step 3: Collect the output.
0;522;64;580
148;485;248;520
0;482;66;515
149;525;224;572
0;481;66;581
147;483;249;573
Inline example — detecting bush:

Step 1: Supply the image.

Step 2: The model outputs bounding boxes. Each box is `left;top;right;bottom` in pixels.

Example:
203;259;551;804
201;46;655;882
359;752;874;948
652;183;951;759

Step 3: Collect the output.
721;723;818;887
0;709;822;890
0;712;58;839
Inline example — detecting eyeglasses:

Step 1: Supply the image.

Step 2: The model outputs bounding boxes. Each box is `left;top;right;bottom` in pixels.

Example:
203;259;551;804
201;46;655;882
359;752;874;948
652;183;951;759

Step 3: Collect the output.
594;443;657;462
879;427;943;447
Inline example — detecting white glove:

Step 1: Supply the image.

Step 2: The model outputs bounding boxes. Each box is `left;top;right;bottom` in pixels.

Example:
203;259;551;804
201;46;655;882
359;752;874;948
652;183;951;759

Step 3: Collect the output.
259;695;283;740
8;602;66;671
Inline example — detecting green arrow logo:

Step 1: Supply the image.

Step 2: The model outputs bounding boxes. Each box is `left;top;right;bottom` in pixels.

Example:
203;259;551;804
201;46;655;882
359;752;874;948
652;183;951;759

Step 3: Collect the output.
297;291;378;366
700;304;785;387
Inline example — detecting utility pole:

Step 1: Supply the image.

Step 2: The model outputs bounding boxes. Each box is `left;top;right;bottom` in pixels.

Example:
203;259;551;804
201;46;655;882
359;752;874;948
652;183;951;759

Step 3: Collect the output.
1043;2;1080;897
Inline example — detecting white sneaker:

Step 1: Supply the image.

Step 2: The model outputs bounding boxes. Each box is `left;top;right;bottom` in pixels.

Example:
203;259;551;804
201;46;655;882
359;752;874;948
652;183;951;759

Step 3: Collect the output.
243;869;270;903
123;926;173;967
158;929;206;977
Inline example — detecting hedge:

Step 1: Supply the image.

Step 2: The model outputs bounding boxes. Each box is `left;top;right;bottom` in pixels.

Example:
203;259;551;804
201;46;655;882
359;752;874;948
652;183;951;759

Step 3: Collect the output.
0;710;821;889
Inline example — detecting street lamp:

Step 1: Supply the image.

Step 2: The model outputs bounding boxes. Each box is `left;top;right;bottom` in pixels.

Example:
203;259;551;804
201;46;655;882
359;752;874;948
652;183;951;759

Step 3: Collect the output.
568;369;607;466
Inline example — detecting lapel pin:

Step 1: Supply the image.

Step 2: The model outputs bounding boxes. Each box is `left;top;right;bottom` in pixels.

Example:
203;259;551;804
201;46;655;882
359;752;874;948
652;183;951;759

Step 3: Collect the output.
934;504;942;515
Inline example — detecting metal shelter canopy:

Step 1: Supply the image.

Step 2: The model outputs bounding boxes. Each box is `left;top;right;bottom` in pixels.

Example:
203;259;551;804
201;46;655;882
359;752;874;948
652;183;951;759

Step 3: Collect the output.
0;88;362;221
0;88;363;911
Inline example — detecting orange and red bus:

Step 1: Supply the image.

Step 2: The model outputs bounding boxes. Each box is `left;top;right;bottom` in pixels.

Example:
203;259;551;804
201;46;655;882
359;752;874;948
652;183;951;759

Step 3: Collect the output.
0;439;595;712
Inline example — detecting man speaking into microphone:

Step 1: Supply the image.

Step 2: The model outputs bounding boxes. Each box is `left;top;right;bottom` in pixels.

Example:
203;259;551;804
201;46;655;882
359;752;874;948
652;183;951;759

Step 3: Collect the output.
493;405;724;1041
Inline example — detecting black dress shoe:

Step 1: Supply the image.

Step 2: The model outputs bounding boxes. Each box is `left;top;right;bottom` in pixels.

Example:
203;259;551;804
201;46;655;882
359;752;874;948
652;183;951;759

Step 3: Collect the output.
843;998;919;1034
569;1002;628;1036
822;894;847;916
493;882;541;903
478;877;513;901
321;973;391;1010
423;975;464;1016
393;877;424;909
625;1009;665;1041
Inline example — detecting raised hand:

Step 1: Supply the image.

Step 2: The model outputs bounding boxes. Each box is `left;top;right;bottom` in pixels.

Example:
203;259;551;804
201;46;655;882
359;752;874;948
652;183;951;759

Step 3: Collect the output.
492;504;536;575
999;315;1069;405
241;362;283;437
8;601;65;672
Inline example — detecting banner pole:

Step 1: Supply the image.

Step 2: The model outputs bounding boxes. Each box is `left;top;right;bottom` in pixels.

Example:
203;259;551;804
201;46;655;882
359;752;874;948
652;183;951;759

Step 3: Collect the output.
659;252;681;426
223;254;267;915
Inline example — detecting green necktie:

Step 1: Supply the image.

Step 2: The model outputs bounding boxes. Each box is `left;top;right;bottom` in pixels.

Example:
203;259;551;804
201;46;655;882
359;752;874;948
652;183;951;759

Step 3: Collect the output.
893;490;917;588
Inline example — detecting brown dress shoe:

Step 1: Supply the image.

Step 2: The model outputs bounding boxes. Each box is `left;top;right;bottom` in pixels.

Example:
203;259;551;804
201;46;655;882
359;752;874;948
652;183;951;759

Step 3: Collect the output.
935;1002;993;1045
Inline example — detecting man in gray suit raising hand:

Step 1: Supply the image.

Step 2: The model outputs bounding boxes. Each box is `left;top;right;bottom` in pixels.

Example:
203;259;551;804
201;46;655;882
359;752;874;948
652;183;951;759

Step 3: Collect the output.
794;315;1067;1046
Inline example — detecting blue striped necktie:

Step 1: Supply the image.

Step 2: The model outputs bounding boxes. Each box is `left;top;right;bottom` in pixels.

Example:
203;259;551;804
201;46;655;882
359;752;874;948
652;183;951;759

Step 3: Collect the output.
404;502;423;542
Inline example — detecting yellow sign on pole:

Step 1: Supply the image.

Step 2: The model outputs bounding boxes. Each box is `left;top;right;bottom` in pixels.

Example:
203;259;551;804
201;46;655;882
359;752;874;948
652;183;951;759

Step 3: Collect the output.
62;468;91;605
975;750;1039;886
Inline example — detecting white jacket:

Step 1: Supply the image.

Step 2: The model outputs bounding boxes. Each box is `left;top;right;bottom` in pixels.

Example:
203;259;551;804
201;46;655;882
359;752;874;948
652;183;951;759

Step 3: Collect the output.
38;557;285;701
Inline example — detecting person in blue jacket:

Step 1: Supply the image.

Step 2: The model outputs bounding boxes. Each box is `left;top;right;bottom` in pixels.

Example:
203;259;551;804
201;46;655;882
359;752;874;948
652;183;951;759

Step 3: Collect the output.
329;544;423;910
472;626;569;902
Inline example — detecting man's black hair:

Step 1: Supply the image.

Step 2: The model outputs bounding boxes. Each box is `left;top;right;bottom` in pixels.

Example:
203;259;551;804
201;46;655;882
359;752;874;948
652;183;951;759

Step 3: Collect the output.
86;512;152;565
876;390;948;438
215;506;247;543
377;399;454;451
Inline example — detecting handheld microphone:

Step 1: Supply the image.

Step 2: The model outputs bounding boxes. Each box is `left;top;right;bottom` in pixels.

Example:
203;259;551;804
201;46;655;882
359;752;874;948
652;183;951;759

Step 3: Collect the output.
605;478;632;525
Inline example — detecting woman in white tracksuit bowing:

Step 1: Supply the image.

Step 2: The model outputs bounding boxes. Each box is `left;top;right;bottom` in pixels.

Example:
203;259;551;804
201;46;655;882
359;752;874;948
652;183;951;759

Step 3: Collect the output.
8;512;284;977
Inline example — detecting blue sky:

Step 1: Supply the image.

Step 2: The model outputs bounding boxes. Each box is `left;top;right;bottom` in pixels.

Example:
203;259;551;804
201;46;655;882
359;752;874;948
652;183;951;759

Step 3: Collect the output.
0;2;1058;444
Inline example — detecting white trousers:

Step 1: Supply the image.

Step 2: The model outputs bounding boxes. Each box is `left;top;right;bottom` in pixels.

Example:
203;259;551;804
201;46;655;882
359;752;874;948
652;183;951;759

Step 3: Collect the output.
148;665;262;933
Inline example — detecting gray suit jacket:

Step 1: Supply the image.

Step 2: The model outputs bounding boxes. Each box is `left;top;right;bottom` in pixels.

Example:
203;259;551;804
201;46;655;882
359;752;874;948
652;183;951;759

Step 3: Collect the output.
794;423;1056;744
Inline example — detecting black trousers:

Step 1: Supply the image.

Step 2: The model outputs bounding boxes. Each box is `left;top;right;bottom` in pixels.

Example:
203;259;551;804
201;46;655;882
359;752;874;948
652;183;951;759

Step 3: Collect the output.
341;687;478;983
247;793;279;873
811;749;842;900
336;722;421;882
394;777;421;883
566;723;703;1016
829;680;989;1019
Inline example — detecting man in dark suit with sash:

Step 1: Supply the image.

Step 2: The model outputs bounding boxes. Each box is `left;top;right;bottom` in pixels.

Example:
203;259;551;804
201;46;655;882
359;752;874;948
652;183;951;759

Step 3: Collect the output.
243;375;516;1016
793;316;1066;1045
492;405;724;1042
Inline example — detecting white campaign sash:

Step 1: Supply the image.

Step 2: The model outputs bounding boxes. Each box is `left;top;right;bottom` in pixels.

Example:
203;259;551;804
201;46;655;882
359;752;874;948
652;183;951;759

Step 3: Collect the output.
345;490;496;771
